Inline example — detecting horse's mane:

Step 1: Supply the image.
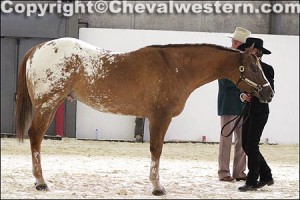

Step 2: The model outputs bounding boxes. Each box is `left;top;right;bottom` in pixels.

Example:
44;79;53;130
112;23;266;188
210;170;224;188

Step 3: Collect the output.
147;43;239;53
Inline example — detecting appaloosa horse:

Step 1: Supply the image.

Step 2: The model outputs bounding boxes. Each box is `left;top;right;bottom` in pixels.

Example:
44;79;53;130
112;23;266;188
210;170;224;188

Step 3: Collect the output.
15;38;274;195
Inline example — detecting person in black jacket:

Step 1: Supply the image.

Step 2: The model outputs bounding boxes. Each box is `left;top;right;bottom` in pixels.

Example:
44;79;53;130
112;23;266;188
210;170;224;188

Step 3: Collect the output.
237;37;275;192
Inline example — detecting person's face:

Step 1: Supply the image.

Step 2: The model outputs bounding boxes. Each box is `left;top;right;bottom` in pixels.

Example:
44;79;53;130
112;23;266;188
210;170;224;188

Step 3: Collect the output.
253;48;263;58
231;39;243;49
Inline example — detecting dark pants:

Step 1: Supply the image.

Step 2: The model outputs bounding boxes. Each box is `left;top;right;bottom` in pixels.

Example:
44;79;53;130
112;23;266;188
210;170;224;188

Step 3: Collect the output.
242;112;272;186
134;117;145;142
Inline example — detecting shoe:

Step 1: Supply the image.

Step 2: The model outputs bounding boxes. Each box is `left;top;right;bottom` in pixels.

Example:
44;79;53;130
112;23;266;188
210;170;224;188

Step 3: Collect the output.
238;184;258;192
257;179;274;188
236;177;247;181
134;134;144;142
220;176;234;181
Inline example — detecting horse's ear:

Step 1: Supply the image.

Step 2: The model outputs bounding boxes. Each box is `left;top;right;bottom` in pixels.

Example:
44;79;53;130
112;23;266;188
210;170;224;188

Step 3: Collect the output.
244;43;255;54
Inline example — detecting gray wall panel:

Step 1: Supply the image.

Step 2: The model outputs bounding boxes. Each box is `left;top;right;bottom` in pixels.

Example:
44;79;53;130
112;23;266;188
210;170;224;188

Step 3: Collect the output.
1;38;17;132
134;12;203;32
79;13;134;29
65;101;77;138
1;12;67;38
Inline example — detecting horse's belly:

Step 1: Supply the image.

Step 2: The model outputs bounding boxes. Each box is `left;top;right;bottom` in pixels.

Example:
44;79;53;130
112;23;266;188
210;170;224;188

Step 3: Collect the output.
75;92;142;117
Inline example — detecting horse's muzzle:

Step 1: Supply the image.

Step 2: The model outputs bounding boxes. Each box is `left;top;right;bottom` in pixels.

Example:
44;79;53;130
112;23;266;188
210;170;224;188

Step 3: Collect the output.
259;88;274;103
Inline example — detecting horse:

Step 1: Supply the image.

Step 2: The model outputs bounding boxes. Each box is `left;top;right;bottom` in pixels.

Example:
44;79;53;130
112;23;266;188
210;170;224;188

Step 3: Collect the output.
15;37;274;195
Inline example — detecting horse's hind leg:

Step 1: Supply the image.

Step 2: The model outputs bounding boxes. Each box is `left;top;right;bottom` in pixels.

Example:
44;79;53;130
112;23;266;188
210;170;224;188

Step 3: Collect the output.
148;113;172;196
28;107;58;191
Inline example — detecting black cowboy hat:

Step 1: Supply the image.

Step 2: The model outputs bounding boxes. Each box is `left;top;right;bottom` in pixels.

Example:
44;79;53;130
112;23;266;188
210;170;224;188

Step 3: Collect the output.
239;37;271;54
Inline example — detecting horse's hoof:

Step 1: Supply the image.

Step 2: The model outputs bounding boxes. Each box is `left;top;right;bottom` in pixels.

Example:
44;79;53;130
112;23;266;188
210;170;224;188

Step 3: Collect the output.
152;188;166;196
35;183;49;191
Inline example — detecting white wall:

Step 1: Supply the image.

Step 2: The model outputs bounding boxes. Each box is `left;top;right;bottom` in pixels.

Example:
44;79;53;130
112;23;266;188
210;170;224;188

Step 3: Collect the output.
77;28;299;144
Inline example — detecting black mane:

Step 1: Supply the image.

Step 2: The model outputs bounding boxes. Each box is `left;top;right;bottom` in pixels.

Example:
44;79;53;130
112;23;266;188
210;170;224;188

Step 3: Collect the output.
147;43;239;53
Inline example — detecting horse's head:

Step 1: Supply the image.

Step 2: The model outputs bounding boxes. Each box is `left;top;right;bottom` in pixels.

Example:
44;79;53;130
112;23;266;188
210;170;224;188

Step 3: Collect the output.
236;45;274;103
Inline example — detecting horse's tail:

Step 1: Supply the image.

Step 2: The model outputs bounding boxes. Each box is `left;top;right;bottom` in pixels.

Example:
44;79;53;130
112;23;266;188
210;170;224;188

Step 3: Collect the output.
15;47;35;142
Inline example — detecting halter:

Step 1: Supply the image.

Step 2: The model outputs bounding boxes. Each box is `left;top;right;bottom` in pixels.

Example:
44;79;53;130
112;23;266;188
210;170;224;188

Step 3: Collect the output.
236;65;270;95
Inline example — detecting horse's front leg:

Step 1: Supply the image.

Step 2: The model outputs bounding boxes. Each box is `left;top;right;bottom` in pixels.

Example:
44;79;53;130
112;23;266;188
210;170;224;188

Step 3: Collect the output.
148;114;172;196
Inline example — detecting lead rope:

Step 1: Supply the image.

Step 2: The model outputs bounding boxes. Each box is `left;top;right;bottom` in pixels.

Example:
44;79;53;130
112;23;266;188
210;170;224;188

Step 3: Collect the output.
221;101;252;137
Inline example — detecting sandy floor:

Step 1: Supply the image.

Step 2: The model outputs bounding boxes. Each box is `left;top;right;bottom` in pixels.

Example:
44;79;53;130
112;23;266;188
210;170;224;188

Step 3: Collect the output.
1;137;299;199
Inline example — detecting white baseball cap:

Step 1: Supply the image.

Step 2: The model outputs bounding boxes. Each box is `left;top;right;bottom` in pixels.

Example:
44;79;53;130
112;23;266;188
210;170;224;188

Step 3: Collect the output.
226;27;251;43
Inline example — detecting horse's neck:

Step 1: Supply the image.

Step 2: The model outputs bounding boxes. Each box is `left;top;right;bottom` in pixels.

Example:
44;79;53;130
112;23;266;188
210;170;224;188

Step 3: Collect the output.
169;46;241;92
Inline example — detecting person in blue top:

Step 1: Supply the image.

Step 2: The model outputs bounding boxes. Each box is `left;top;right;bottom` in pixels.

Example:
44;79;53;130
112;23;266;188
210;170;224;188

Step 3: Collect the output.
217;27;251;182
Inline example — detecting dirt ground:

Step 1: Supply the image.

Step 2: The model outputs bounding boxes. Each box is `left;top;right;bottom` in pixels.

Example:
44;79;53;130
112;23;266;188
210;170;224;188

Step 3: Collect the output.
1;137;299;199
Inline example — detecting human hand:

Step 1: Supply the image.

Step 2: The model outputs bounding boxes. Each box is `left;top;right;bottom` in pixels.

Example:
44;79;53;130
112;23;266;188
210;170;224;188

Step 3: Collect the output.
241;93;252;102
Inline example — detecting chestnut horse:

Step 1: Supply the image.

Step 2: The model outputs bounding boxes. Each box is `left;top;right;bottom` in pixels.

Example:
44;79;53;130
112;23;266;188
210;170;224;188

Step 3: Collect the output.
15;38;274;195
